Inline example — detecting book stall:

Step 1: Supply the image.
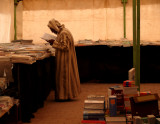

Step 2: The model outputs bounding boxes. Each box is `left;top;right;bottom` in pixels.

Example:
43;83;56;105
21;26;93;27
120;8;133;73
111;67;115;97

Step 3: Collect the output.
0;42;56;123
81;76;160;124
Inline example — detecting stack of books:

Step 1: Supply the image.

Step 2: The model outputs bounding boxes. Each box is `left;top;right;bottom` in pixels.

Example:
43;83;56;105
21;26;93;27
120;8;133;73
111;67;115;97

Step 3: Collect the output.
123;80;135;87
83;95;106;121
156;118;160;124
123;86;138;113
108;85;124;113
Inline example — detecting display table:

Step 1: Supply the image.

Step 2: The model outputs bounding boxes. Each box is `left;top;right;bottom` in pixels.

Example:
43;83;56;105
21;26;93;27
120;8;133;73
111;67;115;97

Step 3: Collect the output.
0;104;21;124
0;43;56;122
12;56;55;122
75;41;160;83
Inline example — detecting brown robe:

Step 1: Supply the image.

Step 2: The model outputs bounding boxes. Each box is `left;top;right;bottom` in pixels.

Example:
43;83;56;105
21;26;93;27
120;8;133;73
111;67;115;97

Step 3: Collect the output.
48;19;81;100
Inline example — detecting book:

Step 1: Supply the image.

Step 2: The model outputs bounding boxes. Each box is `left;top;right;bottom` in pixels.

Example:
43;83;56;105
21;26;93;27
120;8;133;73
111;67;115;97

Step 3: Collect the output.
84;100;105;110
83;115;105;120
147;115;156;124
156;118;160;124
41;33;56;41
128;68;135;81
83;110;105;116
81;120;106;124
87;95;105;101
133;116;143;124
105;117;126;124
108;86;124;111
109;96;117;116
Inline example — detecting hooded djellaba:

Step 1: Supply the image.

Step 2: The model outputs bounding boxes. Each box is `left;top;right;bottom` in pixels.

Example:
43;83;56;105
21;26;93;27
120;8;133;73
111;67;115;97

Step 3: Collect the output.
47;18;81;100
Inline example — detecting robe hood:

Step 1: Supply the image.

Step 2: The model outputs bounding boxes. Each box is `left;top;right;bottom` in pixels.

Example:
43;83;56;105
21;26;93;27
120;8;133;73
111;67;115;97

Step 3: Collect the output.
48;18;64;34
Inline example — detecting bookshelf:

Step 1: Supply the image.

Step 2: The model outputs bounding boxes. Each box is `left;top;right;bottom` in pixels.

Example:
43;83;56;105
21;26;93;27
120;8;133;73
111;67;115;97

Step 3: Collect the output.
0;105;13;118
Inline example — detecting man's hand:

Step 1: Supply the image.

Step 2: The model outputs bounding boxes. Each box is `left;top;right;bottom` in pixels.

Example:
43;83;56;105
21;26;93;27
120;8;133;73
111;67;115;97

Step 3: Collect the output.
46;39;55;45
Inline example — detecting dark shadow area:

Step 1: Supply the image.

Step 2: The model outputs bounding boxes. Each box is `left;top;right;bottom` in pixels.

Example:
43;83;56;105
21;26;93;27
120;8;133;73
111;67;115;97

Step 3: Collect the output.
76;45;133;83
12;56;56;123
76;45;160;83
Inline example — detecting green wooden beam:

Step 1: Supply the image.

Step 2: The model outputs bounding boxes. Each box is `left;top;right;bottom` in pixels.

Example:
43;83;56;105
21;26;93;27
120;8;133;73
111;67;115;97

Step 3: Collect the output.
14;0;18;40
133;0;140;91
136;0;140;91
122;0;127;38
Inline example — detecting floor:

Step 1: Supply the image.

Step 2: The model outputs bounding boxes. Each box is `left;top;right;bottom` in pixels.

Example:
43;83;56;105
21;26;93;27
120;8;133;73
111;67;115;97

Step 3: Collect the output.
23;83;160;124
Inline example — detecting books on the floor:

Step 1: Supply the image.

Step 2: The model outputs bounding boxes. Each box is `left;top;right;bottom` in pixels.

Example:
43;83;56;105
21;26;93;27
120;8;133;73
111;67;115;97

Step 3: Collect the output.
156;118;160;124
87;95;105;101
130;94;159;117
128;68;135;81
123;80;135;87
147;115;156;124
81;120;106;124
83;110;105;116
108;85;124;112
84;100;105;110
133;116;143;124
83;95;106;121
105;117;126;124
83;109;105;121
123;86;138;112
83;115;105;120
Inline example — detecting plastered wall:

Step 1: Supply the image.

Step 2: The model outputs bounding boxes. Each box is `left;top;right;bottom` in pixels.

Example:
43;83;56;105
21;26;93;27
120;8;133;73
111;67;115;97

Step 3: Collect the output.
20;0;160;43
17;1;23;39
0;0;14;43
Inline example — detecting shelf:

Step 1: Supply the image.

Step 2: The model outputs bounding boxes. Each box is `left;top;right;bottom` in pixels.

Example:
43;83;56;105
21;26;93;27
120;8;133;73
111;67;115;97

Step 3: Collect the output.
0;105;13;118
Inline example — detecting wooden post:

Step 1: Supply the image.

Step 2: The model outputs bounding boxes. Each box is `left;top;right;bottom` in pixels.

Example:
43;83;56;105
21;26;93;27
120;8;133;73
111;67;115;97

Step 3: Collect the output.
133;0;140;91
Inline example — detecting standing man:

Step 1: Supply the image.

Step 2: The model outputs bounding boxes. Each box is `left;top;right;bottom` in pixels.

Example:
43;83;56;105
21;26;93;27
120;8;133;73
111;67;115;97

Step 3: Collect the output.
47;18;81;100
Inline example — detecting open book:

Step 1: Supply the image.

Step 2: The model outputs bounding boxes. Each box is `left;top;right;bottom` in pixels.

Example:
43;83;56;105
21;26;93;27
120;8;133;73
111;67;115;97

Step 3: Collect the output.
41;33;56;41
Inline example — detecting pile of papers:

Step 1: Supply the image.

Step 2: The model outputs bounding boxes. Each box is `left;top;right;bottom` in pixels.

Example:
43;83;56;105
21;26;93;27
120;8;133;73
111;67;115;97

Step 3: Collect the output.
0;43;55;64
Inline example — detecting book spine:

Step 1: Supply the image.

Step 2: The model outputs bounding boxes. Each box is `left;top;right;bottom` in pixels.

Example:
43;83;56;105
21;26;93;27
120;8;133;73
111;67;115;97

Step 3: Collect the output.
83;115;105;120
109;96;117;117
84;103;105;110
83;113;105;116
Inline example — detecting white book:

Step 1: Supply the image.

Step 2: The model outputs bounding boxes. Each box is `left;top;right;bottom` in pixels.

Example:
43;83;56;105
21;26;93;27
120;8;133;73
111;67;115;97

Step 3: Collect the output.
84;100;104;104
41;33;56;41
128;68;135;81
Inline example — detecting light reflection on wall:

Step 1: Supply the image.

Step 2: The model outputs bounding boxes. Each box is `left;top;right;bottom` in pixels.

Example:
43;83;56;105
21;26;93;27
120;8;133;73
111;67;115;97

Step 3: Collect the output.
0;13;11;43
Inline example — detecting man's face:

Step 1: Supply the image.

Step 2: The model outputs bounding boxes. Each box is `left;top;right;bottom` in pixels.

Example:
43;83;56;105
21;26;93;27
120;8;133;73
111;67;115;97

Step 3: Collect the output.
50;28;58;34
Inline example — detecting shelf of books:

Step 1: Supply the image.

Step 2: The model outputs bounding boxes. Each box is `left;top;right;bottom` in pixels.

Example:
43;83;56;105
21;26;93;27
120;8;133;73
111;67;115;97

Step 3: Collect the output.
0;105;13;118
